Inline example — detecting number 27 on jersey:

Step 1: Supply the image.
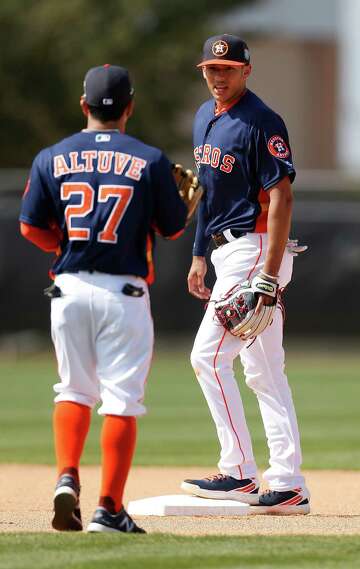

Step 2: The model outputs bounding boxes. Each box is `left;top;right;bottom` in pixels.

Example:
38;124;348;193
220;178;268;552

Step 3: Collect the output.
61;182;133;244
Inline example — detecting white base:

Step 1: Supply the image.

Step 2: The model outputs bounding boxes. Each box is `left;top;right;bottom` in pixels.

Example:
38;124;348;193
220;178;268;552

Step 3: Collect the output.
127;494;250;517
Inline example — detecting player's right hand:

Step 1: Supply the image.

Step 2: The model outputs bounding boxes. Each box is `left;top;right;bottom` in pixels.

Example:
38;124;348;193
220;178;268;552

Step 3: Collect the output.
187;256;211;300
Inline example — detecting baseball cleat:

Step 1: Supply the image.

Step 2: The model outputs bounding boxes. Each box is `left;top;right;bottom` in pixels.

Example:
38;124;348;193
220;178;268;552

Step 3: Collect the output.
52;474;82;531
250;488;310;515
181;473;260;505
87;506;146;534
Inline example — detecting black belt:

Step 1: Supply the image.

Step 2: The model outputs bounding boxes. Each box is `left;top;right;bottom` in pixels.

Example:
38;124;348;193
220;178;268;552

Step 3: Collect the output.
212;230;246;248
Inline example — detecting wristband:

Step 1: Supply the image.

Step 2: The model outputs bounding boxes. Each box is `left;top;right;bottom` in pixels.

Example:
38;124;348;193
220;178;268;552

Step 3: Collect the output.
252;274;278;298
259;271;278;283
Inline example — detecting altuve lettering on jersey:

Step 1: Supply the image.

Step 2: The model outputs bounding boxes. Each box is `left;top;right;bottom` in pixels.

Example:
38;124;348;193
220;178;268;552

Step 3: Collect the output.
19;130;187;277
54;151;147;181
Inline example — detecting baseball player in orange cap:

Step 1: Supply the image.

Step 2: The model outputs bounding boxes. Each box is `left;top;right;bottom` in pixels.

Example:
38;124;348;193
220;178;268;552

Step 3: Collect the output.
182;35;310;515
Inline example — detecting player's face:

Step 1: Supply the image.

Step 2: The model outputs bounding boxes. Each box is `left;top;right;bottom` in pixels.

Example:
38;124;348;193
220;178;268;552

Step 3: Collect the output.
202;64;251;105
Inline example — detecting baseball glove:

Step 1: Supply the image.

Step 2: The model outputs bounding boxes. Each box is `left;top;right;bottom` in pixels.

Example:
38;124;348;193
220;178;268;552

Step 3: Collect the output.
214;281;277;340
172;163;203;224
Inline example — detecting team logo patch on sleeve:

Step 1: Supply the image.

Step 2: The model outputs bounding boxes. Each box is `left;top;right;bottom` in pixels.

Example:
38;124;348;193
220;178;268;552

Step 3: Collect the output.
267;135;290;159
212;40;229;56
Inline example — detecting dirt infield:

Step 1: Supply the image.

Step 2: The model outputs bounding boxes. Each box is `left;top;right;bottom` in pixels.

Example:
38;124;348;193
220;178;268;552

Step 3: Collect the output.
0;466;359;535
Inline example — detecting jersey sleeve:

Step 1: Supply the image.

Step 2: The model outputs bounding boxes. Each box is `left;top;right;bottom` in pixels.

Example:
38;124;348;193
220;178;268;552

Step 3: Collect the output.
19;151;57;229
193;198;211;256
149;152;187;238
252;114;296;191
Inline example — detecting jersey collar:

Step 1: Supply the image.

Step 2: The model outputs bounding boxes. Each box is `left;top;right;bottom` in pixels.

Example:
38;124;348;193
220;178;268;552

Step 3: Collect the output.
214;88;247;117
82;128;121;133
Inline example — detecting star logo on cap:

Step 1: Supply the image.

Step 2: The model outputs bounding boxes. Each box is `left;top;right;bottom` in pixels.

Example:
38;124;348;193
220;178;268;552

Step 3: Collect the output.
212;40;229;57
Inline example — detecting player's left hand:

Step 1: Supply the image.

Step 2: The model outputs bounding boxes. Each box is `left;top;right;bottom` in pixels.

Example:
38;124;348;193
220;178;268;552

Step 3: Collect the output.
214;282;276;340
251;273;278;315
254;293;274;315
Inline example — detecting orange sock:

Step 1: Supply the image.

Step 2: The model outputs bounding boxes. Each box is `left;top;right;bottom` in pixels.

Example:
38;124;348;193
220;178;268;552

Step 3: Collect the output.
99;415;137;513
53;402;91;483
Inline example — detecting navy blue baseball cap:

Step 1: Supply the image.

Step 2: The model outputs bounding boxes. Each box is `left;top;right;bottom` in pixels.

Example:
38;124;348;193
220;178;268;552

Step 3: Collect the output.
197;34;250;67
83;64;134;108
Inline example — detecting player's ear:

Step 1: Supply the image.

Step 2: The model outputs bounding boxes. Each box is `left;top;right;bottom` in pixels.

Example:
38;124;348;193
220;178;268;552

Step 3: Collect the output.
80;96;90;117
202;67;207;80
243;64;252;80
124;99;135;120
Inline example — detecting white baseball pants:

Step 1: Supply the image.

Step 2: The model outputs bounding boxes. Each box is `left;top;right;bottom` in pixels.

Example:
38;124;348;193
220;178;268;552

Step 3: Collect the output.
51;272;154;416
191;233;306;491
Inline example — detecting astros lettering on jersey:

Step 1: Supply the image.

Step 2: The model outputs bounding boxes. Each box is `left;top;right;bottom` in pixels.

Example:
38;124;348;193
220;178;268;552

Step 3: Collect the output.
192;89;295;255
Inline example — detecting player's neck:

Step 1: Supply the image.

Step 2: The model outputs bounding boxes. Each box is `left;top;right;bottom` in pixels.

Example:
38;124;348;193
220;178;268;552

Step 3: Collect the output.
215;87;247;116
84;117;126;133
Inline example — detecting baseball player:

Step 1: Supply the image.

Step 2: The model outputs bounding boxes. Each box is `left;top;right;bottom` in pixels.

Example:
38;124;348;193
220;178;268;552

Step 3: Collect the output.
181;35;310;514
19;64;188;533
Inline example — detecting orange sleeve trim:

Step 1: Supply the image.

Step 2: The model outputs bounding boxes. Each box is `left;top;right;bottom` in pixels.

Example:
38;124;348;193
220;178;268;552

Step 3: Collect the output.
145;226;184;285
151;222;185;241
145;233;155;285
254;188;269;233
20;222;62;253
164;228;185;241
23;178;30;197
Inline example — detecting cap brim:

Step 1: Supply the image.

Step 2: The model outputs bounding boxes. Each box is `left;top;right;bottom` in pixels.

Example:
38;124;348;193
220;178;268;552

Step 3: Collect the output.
197;59;247;68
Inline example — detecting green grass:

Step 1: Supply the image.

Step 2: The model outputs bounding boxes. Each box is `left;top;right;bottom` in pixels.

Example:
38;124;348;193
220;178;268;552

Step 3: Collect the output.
0;534;359;569
0;341;359;468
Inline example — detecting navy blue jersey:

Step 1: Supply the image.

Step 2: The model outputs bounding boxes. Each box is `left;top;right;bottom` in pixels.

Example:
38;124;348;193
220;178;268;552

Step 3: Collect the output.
20;130;187;278
193;89;296;255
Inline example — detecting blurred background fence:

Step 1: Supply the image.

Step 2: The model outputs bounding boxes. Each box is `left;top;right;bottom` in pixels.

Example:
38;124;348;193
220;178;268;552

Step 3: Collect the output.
1;0;359;346
1;169;359;342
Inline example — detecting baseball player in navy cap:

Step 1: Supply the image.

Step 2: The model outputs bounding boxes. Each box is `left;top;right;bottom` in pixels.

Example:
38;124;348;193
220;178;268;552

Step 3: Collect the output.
20;64;187;533
181;35;310;514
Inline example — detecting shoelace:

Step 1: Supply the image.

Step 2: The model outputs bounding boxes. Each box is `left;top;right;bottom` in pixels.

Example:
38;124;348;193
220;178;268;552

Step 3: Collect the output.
205;473;229;482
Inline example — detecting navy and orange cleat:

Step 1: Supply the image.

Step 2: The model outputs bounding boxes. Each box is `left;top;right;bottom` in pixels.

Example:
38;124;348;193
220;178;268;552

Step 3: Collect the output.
181;473;259;505
250;487;310;515
52;474;82;531
87;506;146;533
